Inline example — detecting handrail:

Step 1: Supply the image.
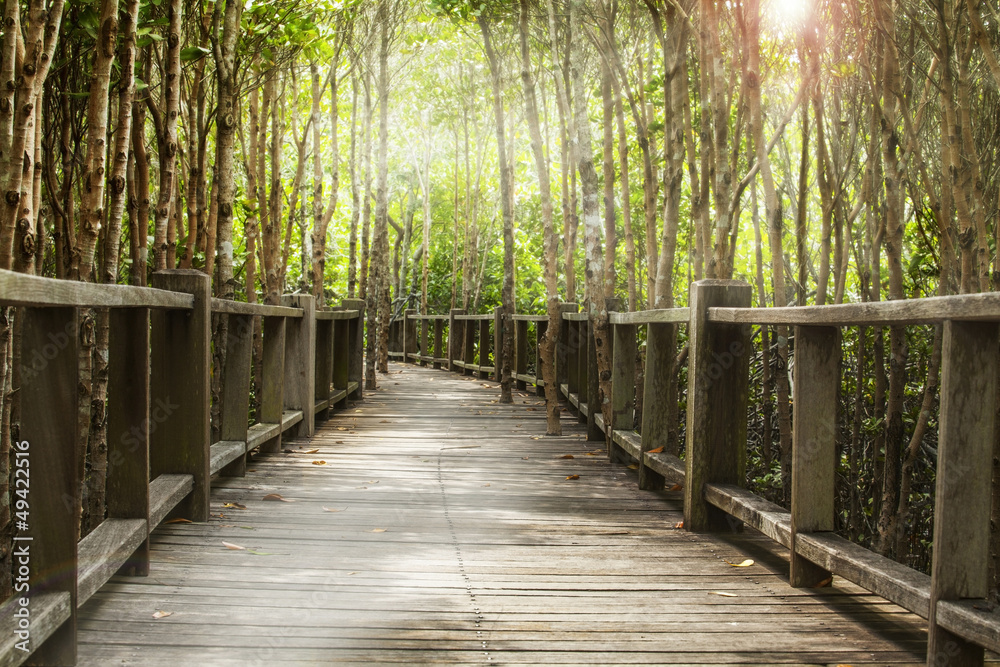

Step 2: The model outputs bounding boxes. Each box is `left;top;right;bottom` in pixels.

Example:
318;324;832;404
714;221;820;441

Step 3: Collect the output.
0;268;193;309
610;307;688;325
1;271;365;666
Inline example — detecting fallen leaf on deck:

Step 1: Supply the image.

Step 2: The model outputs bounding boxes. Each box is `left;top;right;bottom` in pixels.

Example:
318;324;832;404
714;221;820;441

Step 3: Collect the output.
337;427;347;431
262;494;293;502
813;576;833;588
152;611;173;619
725;559;755;567
355;410;363;413
347;571;358;575
710;591;738;597
371;528;387;533
322;507;343;512
565;475;580;480
312;460;327;465
627;464;639;470
647;446;664;454
223;502;246;510
380;420;392;424
367;480;379;484
483;483;491;487
586;451;602;456
526;407;537;411
522;456;529;460
559;454;575;459
674;521;684;529
669;484;683;491
304;449;320;454
166;518;192;524
222;541;246;550
247;550;276;556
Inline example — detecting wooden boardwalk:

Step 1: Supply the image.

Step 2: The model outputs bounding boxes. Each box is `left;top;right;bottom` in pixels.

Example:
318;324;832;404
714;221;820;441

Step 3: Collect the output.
77;363;933;666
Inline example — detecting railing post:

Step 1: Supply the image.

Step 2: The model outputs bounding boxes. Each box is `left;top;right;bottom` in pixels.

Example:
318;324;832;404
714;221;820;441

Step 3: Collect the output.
218;313;253;476
683;279;751;532
259;316;285;452
341;298;365;400
433;319;444;369
108;307;152;571
448;308;464;373
576;319;588;424
610;321;636;461
639;322;672;490
420;317;429;367
403;308;416;364
927;320;998;666
789;326;839;587
332;308;350;412
150;269;211;522
479;317;491;380
282;294;316;439
566;319;580;412
515;319;527;390
463;314;476;376
21;306;79;664
314;315;335;421
534;320;547;396
493;305;504;382
556;302;577;394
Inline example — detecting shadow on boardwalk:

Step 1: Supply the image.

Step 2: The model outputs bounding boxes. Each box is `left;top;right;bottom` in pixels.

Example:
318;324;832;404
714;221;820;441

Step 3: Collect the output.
78;362;933;666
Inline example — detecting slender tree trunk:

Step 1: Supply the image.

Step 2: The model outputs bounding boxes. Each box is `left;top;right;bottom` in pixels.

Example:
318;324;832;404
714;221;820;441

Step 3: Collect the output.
520;0;561;435
479;14;515;404
348;72;360;298
151;0;182;271
359;70;373;301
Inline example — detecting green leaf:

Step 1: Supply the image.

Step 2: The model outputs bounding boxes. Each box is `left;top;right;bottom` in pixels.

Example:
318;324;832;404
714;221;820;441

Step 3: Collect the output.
180;45;211;62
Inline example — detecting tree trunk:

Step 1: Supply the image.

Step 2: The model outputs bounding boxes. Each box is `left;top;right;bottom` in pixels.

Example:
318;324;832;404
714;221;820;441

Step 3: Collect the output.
151;0;182;272
479;14;515;405
348;72;360;298
519;0;561;435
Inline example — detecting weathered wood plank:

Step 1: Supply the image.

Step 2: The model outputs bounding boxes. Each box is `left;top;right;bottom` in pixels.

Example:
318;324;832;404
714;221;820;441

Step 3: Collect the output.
936;600;1000;655
610;308;689;325
0;268;192;309
282;295;316;439
77;519;148;605
315;309;360;321
20;307;79;664
212;299;302;318
0;592;71;667
704;483;791;548
928;320;998;665
209;441;246;476
790;326;839;587
148;475;194;528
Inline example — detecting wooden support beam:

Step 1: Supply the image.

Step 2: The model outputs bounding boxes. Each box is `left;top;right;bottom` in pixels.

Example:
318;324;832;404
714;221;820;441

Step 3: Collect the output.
420;318;429;367
927;320;998;666
515;319;528;390
259;316;286;453
790;325;839;587
402;308;416;364
463;313;476;376
479;318;491;380
314;318;334;421
639;322;673;490
493;305;504;382
333;315;350;410
448;308;465;373
282;295;316;439
219;314;253;476
341;298;365;400
683;280;752;532
535;321;547;396
433;319;444;370
556;302;577;389
150;269;211;522
610;322;636;462
107;308;151;572
21;306;79;665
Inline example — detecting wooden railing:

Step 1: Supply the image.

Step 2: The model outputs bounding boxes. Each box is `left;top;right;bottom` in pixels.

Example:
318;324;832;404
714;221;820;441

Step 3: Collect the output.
0;268;363;666
400;280;1000;667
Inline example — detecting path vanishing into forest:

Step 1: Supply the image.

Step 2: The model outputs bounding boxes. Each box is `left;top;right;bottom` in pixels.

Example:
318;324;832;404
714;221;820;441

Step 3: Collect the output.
75;363;935;666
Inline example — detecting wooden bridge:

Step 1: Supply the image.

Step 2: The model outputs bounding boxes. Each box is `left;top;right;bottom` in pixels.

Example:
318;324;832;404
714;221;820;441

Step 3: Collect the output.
2;270;999;665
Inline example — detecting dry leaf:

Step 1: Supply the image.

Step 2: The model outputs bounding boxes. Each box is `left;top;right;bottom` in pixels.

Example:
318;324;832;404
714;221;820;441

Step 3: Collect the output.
152;610;173;619
669;484;683;491
166;518;192;524
336;440;345;444
371;528;387;533
521;456;529;460
710;591;738;597
559;454;575;459
565;475;580;480
380;420;392;424
526;407;537;411
647;446;664;454
222;541;246;550
322;507;342;512
312;460;327;466
347;571;358;575
674;521;684;529
337;427;347;431
725;559;755;567
222;502;246;510
627;464;639;470
483;483;491;487
355;410;363;413
813;576;833;588
262;494;293;502
304;449;320;454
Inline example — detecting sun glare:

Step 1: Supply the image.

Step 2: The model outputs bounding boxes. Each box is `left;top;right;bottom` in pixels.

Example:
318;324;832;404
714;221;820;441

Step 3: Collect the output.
768;0;810;32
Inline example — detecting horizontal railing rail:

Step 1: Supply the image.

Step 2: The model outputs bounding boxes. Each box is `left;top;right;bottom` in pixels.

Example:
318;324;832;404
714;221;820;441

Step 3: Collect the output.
401;282;1000;666
0;269;364;666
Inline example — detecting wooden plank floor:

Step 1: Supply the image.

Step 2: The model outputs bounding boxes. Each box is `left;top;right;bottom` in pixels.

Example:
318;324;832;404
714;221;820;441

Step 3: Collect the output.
78;362;934;666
